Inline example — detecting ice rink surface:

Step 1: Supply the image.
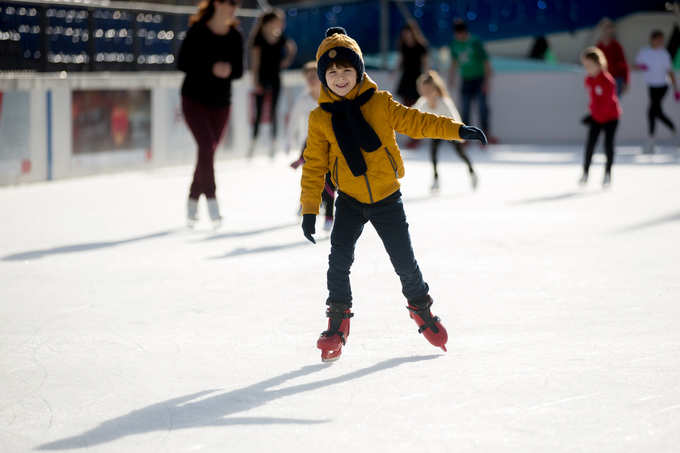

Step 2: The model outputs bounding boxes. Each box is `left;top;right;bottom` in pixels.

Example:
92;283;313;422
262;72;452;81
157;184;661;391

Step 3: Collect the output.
1;145;679;453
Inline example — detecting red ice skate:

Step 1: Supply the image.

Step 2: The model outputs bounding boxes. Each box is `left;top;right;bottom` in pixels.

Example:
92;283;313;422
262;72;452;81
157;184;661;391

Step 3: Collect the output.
407;295;448;351
317;303;353;362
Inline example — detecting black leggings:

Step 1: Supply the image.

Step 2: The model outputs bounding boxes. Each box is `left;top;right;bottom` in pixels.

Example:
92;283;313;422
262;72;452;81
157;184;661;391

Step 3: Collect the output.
430;139;474;178
648;85;676;136
253;78;281;139
583;119;618;175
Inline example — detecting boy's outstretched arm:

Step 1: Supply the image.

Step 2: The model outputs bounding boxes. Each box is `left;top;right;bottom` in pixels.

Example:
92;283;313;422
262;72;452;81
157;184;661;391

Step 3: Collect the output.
387;95;487;144
300;111;330;244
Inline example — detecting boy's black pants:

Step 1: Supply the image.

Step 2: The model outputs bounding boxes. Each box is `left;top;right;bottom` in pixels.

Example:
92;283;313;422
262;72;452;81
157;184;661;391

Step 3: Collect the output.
327;190;429;304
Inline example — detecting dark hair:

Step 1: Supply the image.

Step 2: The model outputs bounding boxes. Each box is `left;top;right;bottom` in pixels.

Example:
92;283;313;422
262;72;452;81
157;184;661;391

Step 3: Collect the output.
189;0;239;26
189;0;215;25
326;58;354;71
453;19;468;34
249;8;285;47
399;20;428;48
651;29;664;40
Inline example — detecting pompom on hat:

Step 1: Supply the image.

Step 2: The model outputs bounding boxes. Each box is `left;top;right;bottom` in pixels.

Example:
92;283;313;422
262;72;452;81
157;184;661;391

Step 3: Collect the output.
316;27;365;85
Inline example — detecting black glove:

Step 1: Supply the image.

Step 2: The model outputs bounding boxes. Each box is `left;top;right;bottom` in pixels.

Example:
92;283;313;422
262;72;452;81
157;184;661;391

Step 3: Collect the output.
459;125;488;145
302;214;316;244
581;114;593;125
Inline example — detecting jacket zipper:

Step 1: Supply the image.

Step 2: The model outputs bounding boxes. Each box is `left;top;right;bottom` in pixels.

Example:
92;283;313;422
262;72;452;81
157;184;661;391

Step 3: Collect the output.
385;148;398;177
363;174;374;203
333;157;339;186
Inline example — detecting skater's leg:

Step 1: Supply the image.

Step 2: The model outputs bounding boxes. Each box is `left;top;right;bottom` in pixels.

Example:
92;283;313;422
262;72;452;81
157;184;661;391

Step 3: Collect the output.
368;194;429;301
430;139;440;181
182;97;222;199
583;121;601;176
603;119;618;175
648;86;668;136
654;86;676;132
203;107;231;199
327;194;367;303
269;79;281;141
253;90;265;139
461;83;473;125
478;84;490;133
452;141;475;174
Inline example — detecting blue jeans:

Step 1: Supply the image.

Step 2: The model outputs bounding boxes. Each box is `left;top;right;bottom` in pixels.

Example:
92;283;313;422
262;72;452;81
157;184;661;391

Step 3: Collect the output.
327;190;429;304
461;77;489;132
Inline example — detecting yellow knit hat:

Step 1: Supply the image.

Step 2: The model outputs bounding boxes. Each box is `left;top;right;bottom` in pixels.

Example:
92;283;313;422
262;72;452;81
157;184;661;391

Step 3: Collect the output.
316;27;364;85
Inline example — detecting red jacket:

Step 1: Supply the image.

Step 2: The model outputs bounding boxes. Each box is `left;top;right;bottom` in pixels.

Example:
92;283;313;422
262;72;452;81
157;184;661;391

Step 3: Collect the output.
585;70;621;123
597;39;629;85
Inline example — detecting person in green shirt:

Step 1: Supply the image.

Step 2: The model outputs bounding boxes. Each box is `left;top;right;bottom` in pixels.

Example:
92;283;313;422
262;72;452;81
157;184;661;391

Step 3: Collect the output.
448;19;496;143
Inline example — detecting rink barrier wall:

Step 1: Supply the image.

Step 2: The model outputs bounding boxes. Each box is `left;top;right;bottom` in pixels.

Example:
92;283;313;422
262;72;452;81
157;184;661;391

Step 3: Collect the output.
0;68;675;186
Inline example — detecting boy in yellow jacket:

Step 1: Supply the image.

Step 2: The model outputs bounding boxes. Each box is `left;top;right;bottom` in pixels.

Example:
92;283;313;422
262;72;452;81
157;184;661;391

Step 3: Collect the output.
301;27;486;361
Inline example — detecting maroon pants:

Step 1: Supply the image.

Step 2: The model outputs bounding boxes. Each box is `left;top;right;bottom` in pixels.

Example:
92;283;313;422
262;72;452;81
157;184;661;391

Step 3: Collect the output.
182;96;230;200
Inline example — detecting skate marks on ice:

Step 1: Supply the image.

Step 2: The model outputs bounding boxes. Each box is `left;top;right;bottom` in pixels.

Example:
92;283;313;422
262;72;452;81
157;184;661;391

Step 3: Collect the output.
508;190;601;206
198;222;299;242
1;230;177;261
610;209;680;234
36;355;438;450
209;236;330;260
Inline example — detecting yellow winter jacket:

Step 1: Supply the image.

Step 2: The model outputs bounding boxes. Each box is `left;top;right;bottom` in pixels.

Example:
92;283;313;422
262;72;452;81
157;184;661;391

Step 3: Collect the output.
300;75;463;214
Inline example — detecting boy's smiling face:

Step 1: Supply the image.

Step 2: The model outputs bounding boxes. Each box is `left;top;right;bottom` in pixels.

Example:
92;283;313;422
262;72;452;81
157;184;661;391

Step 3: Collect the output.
325;63;357;97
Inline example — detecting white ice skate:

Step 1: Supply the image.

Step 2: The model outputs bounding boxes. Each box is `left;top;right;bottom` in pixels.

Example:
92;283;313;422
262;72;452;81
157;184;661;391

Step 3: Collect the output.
207;198;222;229
187;199;199;228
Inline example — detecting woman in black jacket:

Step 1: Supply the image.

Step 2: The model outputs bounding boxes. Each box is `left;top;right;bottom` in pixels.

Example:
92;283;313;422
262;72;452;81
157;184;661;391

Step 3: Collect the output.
177;0;243;227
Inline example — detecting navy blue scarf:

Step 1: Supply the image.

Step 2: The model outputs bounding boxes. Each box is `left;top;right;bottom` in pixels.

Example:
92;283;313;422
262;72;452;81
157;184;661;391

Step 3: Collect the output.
320;88;382;177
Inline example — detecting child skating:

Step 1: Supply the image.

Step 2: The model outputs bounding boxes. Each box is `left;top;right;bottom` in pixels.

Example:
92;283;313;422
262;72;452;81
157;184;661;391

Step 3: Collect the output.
579;47;621;187
287;62;336;230
635;30;679;154
300;27;487;362
413;70;478;191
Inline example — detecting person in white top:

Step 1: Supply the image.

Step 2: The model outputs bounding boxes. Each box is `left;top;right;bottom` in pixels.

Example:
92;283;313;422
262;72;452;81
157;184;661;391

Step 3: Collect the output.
635;30;679;153
287;62;335;230
413;70;478;191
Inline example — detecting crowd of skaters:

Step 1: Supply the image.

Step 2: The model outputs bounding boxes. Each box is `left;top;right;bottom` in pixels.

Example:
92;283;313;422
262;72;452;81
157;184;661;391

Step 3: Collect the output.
176;1;680;226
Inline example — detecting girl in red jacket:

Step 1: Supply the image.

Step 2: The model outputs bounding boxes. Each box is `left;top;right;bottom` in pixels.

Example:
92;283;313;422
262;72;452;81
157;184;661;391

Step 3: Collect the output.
580;47;622;187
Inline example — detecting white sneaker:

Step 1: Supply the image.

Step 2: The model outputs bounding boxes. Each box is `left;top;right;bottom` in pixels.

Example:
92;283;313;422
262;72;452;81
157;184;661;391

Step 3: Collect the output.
187;199;199;228
430;178;440;192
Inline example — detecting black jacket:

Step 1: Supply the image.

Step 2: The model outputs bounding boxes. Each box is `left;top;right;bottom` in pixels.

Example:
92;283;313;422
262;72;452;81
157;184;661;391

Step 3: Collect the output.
177;22;244;107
